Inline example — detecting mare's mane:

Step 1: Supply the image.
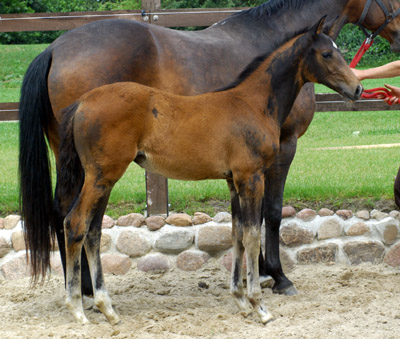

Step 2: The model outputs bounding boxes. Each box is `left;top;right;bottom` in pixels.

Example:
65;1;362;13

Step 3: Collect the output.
215;26;312;92
233;0;320;19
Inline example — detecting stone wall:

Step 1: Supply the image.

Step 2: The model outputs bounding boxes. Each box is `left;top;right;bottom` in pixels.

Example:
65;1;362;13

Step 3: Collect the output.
1;207;400;281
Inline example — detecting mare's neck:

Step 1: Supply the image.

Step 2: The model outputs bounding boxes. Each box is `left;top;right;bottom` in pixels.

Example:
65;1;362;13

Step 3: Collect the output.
208;0;348;52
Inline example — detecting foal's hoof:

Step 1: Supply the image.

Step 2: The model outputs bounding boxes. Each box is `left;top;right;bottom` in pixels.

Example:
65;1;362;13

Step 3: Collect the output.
233;295;252;318
256;301;274;324
259;310;274;324
83;295;94;310
108;314;121;326
272;284;298;296
259;275;274;289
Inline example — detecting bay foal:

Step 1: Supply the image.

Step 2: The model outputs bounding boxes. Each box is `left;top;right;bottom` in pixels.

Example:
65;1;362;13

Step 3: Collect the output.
58;18;362;324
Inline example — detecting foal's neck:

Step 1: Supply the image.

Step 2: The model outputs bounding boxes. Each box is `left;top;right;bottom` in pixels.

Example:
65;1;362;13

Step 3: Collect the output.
235;34;309;127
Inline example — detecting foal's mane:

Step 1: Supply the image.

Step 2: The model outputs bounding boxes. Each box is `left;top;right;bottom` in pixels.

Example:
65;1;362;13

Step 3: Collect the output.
233;0;320;19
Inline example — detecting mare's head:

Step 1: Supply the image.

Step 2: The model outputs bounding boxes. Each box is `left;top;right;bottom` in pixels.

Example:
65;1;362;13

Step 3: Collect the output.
347;0;400;52
301;17;363;100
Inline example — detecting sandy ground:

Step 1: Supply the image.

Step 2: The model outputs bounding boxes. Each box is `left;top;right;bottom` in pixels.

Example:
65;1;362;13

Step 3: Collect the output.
1;260;400;339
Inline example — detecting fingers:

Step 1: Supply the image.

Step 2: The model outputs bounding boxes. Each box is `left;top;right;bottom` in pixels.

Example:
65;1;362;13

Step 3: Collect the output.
384;96;399;105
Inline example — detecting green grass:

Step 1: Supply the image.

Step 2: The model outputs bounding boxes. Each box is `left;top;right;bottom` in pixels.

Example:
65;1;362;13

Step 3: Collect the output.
285;111;400;204
1;44;400;217
0;122;19;213
1;109;399;217
0;44;48;102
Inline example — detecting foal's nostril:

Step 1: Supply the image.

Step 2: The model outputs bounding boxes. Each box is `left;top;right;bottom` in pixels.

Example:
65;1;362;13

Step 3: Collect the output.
355;84;363;99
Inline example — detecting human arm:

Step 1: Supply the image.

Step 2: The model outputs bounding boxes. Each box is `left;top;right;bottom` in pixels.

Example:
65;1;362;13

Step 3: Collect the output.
351;60;400;80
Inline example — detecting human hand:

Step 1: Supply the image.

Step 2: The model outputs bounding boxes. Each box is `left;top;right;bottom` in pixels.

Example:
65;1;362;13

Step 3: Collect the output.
383;84;400;105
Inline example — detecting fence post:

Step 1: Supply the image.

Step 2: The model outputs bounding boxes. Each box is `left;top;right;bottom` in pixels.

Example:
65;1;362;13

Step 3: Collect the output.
141;0;169;216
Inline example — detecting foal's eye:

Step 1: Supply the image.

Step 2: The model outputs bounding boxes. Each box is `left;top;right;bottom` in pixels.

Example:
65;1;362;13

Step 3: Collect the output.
322;51;332;59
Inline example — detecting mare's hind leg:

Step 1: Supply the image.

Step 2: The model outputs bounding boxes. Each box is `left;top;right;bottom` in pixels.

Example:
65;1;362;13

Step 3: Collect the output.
233;172;273;324
84;193;120;325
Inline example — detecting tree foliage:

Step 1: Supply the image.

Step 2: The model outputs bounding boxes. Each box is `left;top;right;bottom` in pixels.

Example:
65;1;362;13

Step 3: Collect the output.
0;0;100;44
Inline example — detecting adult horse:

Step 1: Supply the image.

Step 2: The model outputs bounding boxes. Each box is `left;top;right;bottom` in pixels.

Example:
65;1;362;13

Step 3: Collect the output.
57;18;361;324
19;0;400;296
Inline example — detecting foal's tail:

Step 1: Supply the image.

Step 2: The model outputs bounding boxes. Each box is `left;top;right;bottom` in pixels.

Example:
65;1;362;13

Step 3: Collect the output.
57;102;85;220
19;48;55;282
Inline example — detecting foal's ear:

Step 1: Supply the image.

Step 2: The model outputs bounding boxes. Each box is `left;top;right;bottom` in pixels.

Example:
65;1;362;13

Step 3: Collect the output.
323;16;340;38
312;15;327;40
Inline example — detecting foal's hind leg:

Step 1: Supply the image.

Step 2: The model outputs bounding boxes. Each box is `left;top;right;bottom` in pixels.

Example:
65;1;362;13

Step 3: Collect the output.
64;180;118;324
54;181;94;297
84;193;120;325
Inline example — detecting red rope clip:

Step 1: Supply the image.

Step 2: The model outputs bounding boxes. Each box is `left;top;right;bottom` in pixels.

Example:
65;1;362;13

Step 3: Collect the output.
349;37;374;69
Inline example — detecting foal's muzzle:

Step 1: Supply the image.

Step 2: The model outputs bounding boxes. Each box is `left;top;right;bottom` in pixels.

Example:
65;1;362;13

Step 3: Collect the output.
354;84;363;100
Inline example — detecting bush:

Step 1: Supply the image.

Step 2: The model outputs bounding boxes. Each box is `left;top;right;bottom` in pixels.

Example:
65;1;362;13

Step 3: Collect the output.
336;24;398;67
0;0;100;44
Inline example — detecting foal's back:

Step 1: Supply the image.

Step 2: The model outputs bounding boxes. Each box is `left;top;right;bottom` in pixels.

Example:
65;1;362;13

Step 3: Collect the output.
73;80;277;182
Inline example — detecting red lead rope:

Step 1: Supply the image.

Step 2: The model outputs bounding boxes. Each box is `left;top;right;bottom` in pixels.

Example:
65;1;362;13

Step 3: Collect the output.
349;38;374;68
349;38;394;104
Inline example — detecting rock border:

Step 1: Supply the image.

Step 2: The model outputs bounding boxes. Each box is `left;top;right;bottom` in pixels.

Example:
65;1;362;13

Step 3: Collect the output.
1;208;400;280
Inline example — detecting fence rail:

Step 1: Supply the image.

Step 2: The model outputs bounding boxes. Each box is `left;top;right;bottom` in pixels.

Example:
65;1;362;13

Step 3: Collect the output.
1;95;398;122
0;8;241;32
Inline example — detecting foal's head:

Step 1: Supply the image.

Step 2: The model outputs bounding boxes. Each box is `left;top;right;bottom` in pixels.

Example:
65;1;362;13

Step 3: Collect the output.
301;17;363;101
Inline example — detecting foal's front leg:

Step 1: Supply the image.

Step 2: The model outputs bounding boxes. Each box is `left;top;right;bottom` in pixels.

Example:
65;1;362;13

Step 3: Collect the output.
227;180;248;312
64;208;90;324
233;173;273;324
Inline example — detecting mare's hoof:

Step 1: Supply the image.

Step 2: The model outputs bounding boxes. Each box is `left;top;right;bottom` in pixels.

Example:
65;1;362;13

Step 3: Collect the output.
259;275;274;289
272;284;298;296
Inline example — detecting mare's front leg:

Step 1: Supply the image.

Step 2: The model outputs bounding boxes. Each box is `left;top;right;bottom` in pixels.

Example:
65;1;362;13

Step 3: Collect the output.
234;172;273;324
394;166;400;208
259;84;315;295
260;136;298;296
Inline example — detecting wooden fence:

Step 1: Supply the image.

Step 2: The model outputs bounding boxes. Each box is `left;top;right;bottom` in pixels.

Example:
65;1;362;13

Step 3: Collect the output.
1;0;398;215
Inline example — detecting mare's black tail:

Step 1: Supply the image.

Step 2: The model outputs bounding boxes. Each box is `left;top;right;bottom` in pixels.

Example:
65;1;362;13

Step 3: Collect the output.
19;48;55;282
